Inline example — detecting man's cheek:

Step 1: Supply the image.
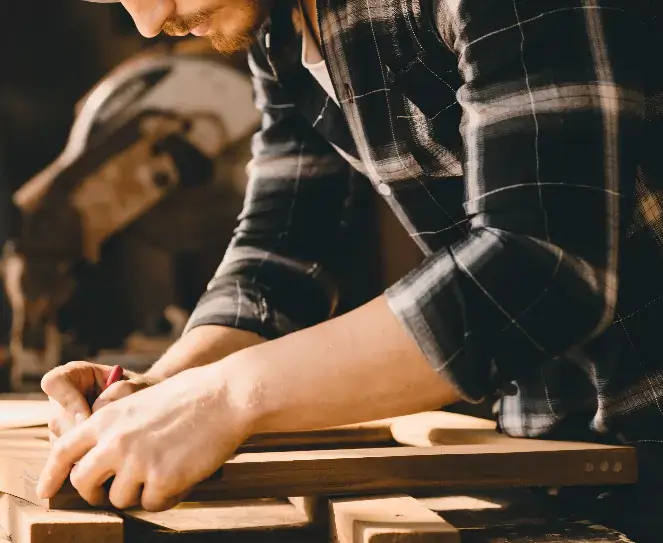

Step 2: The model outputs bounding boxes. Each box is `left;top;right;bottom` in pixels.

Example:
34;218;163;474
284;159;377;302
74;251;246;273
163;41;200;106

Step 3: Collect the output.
121;0;175;38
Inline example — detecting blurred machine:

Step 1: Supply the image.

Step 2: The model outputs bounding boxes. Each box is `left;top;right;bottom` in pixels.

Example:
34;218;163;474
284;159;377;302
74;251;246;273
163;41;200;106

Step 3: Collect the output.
0;41;260;390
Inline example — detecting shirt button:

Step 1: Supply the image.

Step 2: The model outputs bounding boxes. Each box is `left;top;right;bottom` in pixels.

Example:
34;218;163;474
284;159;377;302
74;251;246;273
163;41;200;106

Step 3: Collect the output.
377;183;392;196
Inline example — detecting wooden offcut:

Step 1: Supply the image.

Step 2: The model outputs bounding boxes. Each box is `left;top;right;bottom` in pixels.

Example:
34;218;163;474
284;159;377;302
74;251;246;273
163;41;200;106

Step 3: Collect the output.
330;495;460;543
125;499;309;532
0;494;123;543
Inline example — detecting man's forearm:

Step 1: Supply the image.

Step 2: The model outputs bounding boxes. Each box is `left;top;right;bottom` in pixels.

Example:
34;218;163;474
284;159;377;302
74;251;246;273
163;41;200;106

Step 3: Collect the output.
215;295;463;435
144;325;266;381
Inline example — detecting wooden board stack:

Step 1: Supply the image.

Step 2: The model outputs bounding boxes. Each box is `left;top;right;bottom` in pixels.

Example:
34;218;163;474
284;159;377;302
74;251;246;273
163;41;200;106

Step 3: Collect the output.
0;397;636;542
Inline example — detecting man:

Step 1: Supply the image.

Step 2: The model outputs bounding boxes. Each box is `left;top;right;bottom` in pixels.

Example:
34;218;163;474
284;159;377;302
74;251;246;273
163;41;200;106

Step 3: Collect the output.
37;0;661;538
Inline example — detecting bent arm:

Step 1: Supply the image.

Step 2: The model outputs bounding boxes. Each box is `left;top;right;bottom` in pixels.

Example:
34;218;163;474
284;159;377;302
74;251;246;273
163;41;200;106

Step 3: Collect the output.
145;36;359;379
203;2;646;434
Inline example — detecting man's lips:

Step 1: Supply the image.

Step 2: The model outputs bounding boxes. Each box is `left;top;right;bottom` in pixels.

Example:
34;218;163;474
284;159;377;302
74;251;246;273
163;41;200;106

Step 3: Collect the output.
190;19;212;36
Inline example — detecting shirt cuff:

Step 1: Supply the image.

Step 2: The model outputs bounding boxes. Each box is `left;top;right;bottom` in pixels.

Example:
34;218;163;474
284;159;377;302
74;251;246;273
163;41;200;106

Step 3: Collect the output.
384;249;495;404
183;281;298;340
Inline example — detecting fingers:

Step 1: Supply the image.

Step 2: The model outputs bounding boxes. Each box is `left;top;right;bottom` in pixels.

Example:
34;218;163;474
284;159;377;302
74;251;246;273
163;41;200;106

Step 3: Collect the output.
36;422;96;499
41;362;105;420
141;485;191;512
92;381;142;413
108;467;144;510
69;447;116;507
48;398;77;441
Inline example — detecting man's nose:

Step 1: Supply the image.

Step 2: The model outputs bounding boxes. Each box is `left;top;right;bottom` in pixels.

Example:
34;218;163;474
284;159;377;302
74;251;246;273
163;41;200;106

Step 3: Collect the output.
121;0;175;38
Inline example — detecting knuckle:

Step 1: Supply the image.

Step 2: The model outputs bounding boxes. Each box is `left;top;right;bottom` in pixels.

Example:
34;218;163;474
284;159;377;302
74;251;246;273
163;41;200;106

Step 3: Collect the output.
141;495;170;513
109;490;139;511
69;468;84;491
109;496;129;510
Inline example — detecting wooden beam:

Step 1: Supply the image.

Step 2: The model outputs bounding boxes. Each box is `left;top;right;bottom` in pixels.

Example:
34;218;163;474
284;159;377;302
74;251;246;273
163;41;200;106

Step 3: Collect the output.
330;495;459;543
0;494;122;543
23;439;635;509
242;418;396;451
0;409;637;511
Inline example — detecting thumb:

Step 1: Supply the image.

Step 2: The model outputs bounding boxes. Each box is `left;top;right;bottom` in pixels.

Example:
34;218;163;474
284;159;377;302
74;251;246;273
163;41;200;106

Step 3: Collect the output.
41;367;92;420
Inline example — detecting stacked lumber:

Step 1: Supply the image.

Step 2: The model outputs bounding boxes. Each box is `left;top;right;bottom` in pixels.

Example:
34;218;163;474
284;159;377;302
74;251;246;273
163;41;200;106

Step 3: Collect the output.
0;396;636;542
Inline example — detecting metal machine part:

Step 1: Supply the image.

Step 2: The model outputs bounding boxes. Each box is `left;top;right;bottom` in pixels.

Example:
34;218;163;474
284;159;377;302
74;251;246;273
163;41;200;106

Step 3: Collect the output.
1;41;260;390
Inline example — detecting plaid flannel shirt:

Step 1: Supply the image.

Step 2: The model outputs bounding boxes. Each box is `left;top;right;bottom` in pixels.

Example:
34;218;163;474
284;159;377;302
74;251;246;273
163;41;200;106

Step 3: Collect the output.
186;0;663;445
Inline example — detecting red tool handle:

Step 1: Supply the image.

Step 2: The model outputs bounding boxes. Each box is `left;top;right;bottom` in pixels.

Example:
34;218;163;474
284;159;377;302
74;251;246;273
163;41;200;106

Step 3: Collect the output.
103;365;124;391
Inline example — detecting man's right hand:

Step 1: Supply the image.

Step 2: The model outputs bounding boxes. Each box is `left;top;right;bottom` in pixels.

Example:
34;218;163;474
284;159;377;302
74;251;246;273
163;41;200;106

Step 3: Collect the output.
41;362;160;442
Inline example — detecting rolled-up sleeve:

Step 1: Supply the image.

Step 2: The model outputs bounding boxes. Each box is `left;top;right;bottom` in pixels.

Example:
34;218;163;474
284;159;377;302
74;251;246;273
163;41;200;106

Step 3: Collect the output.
386;2;645;402
185;37;357;339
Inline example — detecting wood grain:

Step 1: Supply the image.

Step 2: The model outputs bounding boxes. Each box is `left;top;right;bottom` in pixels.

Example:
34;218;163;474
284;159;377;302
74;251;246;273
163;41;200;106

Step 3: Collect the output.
241;418;396;451
0;494;122;543
125;499;308;532
35;441;637;510
0;402;50;431
330;495;459;543
0;408;637;513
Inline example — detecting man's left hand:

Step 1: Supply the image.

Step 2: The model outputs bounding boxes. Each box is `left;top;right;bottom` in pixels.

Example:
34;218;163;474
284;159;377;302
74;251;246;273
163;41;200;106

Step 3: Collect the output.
36;364;255;511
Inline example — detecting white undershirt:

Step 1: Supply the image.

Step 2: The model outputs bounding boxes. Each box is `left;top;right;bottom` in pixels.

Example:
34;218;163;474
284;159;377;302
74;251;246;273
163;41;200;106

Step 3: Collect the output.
300;15;366;173
301;16;339;106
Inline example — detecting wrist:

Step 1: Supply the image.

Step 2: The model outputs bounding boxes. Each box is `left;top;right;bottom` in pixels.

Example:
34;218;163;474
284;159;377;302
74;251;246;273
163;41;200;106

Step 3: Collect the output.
207;350;269;437
145;326;267;381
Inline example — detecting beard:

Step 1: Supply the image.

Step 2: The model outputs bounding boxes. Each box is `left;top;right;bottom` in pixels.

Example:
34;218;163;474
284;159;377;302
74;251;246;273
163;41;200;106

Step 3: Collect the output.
162;4;269;54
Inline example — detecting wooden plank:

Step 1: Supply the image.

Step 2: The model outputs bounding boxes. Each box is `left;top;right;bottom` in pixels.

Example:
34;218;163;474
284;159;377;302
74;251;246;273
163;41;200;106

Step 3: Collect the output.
30;440;636;510
330;495;459;543
0;402;50;431
0;409;636;511
0;493;123;543
0;427;49;442
241;419;396;451
125;499;309;532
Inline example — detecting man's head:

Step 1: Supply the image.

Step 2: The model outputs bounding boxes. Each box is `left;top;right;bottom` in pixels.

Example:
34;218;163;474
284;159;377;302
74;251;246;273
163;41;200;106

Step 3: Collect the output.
88;0;272;53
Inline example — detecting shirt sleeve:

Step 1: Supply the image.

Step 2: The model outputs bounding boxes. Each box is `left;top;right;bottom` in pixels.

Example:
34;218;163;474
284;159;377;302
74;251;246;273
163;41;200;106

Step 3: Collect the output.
184;36;358;339
385;1;646;402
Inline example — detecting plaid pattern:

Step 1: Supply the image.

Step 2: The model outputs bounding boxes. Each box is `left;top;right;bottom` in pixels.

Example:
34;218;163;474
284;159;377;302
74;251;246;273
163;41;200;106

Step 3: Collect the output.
186;0;663;444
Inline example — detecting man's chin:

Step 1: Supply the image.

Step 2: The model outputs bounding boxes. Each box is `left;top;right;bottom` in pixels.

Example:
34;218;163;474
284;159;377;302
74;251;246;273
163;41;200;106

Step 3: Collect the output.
207;30;258;54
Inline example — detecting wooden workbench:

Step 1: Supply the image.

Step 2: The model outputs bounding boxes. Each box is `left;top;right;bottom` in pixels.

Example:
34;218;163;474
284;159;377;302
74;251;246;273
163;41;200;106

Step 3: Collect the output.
120;490;633;542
